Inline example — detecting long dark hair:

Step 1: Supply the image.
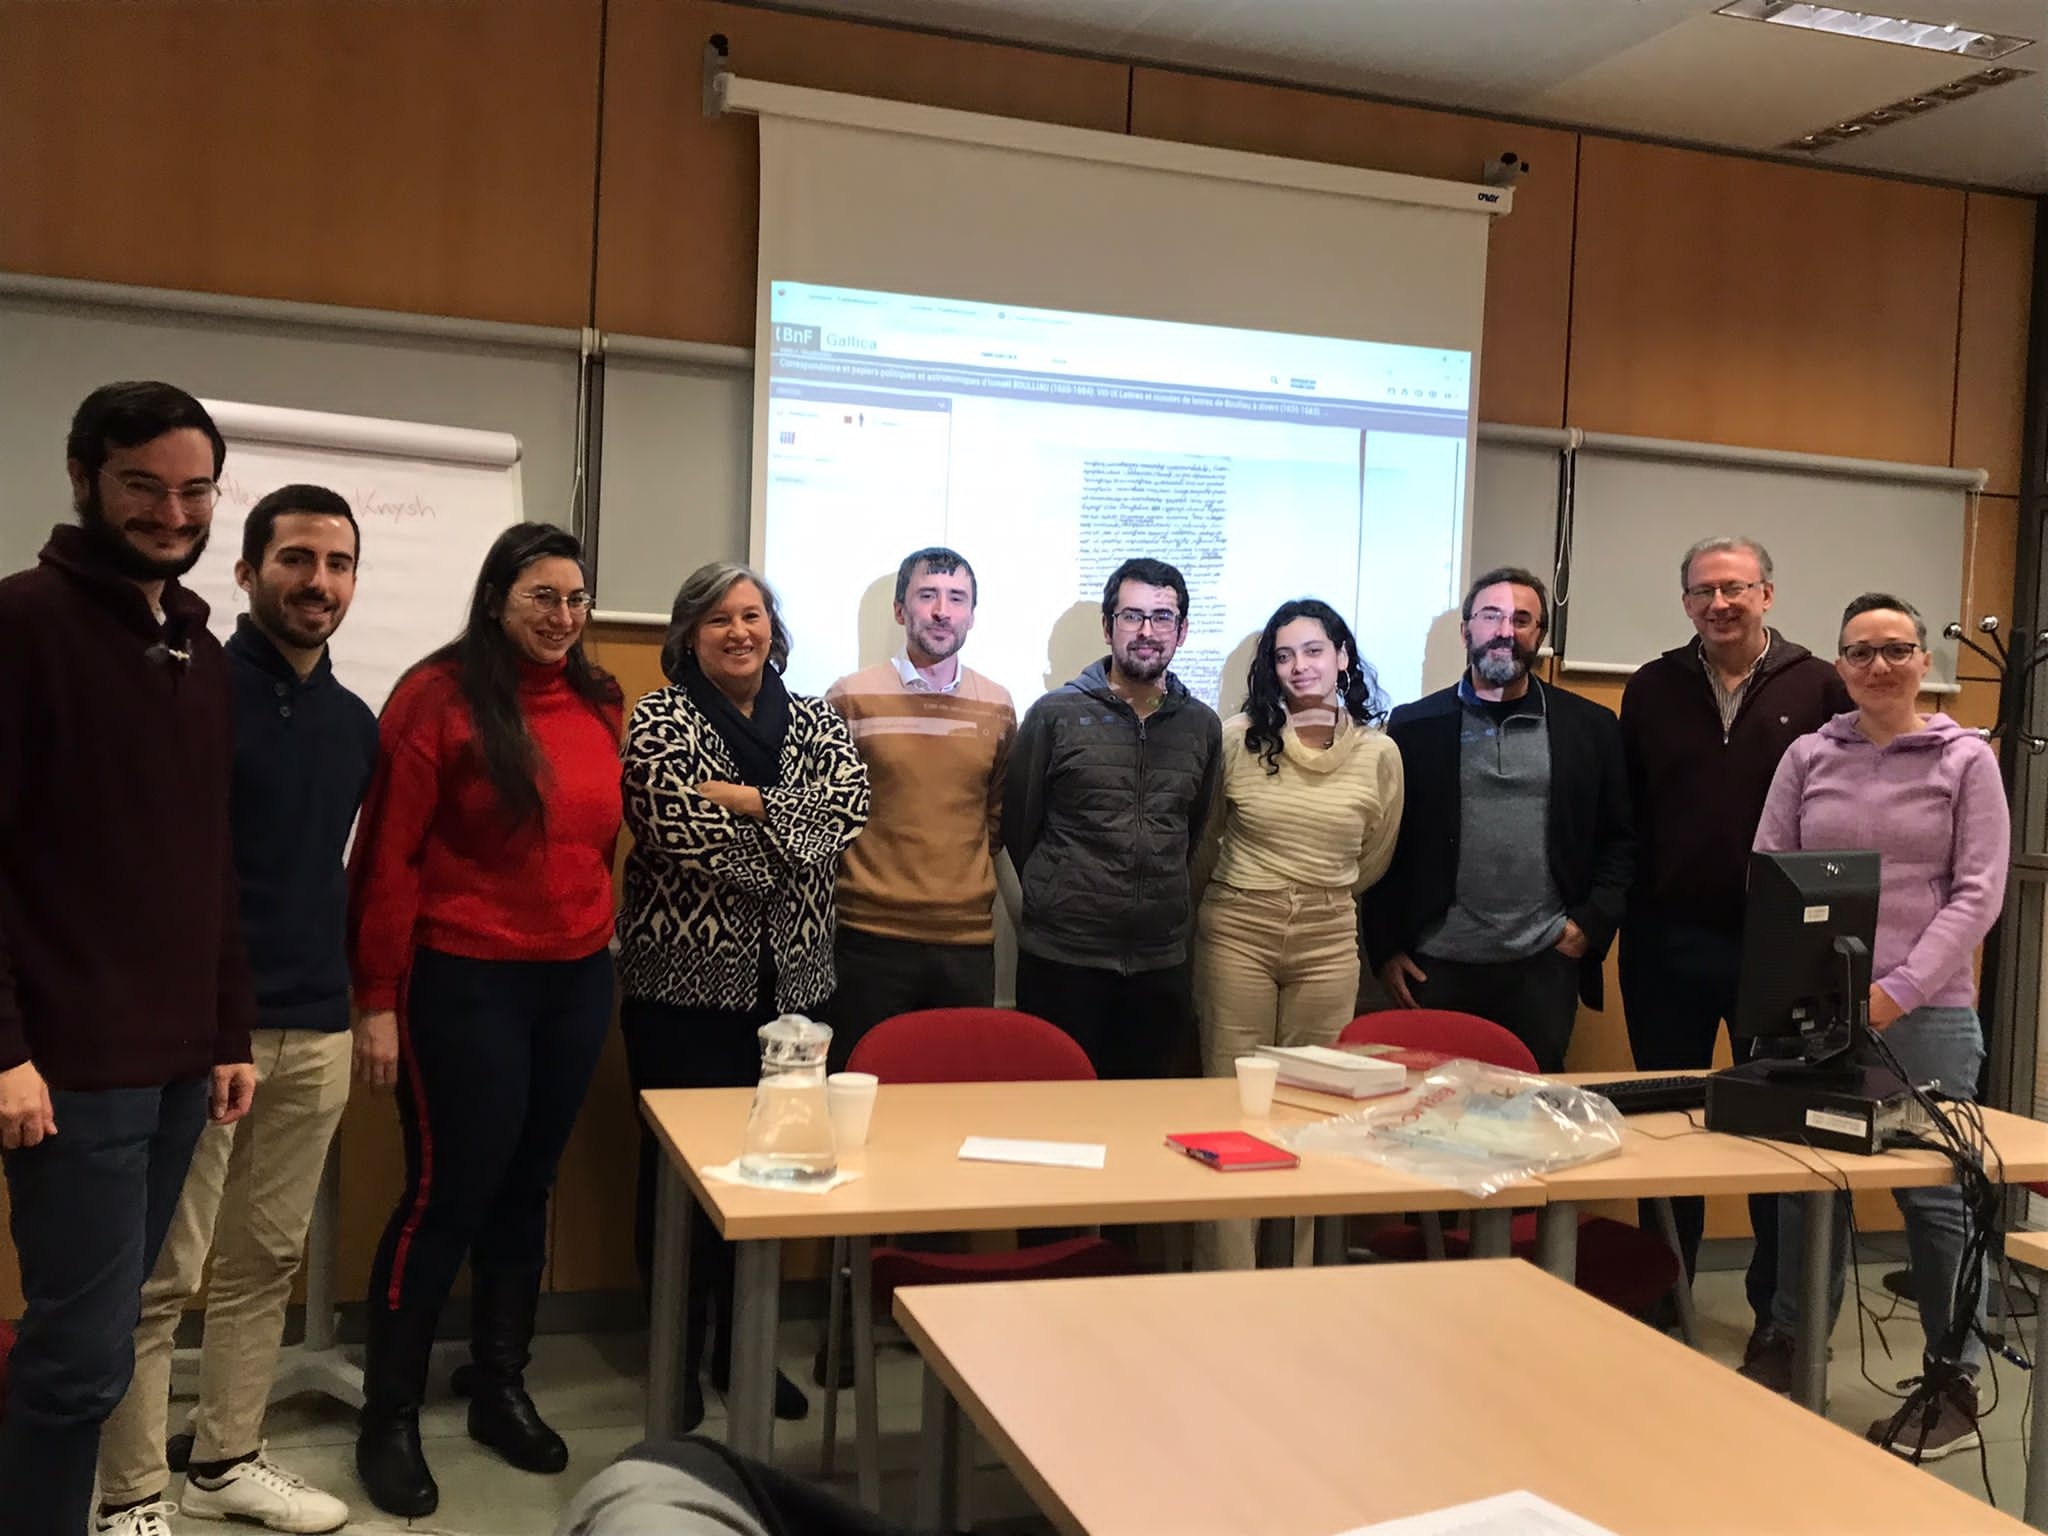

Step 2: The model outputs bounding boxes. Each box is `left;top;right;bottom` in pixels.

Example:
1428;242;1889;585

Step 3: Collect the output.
418;522;619;827
1242;598;1386;774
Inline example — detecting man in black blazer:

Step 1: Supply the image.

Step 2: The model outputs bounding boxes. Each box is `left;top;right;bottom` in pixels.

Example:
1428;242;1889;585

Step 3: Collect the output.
1360;566;1632;1072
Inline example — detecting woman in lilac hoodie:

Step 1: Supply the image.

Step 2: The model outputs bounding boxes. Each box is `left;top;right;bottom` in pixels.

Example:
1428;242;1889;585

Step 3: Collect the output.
1747;592;2008;1459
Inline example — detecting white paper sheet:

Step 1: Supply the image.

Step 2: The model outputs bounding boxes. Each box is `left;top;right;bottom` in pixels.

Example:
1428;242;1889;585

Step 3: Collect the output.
1340;1491;1619;1535
699;1161;863;1194
957;1137;1107;1170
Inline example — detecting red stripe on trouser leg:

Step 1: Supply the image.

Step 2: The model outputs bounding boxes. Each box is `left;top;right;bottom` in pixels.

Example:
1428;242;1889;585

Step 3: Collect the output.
384;967;433;1311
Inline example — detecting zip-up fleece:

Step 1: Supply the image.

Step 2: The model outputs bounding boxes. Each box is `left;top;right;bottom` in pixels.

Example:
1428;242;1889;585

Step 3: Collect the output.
1755;711;2008;1013
1002;657;1222;973
1621;631;1852;931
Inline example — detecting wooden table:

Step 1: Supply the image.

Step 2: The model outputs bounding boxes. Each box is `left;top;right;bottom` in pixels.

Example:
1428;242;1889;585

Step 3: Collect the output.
894;1261;2029;1535
1538;1094;2048;1412
639;1078;1547;1456
2004;1229;2048;1529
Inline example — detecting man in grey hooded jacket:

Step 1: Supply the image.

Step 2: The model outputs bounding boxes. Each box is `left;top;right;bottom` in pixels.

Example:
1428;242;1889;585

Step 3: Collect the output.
1003;557;1222;1079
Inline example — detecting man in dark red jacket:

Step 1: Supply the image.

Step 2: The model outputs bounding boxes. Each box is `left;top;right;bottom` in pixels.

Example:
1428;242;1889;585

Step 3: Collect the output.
1619;535;1851;1366
0;382;257;1536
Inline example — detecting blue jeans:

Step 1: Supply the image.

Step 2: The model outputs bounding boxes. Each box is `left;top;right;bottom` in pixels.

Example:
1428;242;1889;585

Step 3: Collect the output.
1768;1006;1987;1370
0;1077;209;1535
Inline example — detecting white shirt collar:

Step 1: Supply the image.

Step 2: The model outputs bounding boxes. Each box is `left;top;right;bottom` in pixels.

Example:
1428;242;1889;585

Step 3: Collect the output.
892;649;963;695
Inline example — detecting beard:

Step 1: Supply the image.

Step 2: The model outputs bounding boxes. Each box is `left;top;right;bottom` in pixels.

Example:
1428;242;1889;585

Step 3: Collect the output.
79;487;209;582
250;583;339;650
1113;639;1170;683
1469;636;1536;687
906;616;964;663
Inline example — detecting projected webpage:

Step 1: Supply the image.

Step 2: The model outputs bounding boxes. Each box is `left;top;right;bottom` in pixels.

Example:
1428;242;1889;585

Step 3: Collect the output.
761;282;1471;711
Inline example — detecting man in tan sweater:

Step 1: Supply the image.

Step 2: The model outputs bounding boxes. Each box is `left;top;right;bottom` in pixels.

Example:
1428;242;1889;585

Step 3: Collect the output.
824;548;1015;1071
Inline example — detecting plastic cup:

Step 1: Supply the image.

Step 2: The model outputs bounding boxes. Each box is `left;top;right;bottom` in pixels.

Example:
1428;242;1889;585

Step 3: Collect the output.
1234;1056;1279;1116
827;1071;879;1149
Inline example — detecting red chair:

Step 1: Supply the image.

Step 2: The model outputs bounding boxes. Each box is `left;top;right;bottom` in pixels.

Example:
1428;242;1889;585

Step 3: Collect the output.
1341;1011;1690;1337
818;1008;1136;1505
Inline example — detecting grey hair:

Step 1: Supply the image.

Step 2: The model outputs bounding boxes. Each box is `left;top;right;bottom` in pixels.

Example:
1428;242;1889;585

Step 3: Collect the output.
1680;536;1774;588
659;561;792;683
1840;591;1927;647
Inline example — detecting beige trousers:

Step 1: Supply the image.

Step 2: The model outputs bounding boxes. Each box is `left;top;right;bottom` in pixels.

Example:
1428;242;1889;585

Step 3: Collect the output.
1193;883;1361;1270
98;1028;352;1503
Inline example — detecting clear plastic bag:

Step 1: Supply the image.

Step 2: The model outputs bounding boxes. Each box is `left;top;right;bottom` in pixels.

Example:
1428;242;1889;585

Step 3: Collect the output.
1279;1059;1625;1197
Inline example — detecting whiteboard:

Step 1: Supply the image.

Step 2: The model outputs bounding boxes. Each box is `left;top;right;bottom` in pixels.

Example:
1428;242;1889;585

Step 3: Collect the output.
0;283;580;579
593;350;751;618
1470;436;1563;587
1563;446;1970;687
186;401;524;711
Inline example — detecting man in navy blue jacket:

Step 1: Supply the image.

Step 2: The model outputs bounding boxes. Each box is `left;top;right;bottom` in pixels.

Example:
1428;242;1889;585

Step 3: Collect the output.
94;485;378;1535
1360;567;1633;1073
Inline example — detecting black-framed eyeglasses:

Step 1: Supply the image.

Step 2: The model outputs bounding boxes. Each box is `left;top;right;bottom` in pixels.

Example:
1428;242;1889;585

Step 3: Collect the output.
104;470;219;513
514;587;594;615
1683;580;1765;605
1113;607;1181;633
1840;641;1923;668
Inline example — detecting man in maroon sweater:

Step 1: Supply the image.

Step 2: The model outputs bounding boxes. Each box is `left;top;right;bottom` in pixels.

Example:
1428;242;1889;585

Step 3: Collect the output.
1618;535;1851;1352
0;382;257;1536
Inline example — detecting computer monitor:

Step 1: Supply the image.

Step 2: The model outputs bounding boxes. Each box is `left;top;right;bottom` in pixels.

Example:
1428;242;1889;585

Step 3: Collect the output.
1732;849;1881;1066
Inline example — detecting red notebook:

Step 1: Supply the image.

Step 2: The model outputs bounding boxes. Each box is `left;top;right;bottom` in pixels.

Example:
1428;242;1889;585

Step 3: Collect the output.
1165;1131;1301;1172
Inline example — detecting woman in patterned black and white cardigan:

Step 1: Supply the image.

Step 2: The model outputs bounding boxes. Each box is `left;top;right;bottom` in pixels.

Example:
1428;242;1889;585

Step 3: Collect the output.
617;560;869;1430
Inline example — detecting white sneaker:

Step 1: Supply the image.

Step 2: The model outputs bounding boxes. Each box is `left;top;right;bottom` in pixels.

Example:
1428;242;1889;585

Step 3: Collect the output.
181;1447;350;1534
95;1503;179;1536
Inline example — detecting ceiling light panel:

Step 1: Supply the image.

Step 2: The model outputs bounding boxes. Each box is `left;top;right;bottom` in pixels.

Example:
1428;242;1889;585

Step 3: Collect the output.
1718;2;2035;60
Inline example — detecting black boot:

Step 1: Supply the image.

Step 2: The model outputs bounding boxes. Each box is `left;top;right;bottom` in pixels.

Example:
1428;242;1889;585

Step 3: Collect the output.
710;1318;810;1421
357;1305;440;1517
454;1267;568;1474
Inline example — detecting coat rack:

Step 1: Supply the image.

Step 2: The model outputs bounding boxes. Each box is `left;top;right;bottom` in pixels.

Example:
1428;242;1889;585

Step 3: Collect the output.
1946;615;2048;754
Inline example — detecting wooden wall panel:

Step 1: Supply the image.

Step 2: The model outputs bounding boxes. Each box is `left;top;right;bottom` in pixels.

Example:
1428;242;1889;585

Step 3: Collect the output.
1568;137;1966;465
594;0;1131;343
335;1087;409;1301
1952;493;2020;732
1127;71;1577;430
0;0;603;327
547;626;673;1292
1954;194;2037;497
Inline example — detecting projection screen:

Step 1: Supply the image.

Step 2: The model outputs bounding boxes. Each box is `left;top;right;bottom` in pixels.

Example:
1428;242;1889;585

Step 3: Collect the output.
732;77;1508;710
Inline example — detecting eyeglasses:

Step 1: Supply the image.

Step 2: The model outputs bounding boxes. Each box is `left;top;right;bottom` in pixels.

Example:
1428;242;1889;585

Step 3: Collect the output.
1683;580;1765;605
514;587;594;615
1113;607;1181;633
1840;641;1923;668
1471;606;1541;631
104;470;219;513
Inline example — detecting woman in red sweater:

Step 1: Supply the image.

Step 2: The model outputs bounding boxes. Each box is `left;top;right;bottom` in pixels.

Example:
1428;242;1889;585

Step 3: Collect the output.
346;523;623;1518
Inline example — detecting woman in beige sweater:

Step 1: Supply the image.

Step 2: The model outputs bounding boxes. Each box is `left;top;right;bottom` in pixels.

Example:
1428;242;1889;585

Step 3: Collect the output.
1194;598;1404;1265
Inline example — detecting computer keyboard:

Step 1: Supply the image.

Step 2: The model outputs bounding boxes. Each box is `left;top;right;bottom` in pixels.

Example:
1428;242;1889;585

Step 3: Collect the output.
1592;1075;1708;1116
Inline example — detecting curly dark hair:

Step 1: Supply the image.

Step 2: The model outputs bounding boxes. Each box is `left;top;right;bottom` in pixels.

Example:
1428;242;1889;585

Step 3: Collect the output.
1241;598;1386;774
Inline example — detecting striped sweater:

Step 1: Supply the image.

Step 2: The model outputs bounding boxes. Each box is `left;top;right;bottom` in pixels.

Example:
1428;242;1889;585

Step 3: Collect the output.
1203;711;1404;894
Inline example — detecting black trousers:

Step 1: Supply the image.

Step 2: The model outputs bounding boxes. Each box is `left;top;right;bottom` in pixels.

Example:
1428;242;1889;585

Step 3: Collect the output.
826;926;995;1073
366;947;613;1323
0;1077;208;1536
1013;952;1194;1080
1620;916;1778;1313
1407;946;1583;1075
621;994;784;1381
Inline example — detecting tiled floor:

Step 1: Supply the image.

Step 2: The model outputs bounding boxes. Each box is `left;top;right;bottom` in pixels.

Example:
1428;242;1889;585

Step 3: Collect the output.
156;1246;2041;1534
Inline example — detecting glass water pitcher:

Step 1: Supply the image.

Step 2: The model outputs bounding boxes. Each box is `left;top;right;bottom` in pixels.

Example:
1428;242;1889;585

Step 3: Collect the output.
737;1013;837;1185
